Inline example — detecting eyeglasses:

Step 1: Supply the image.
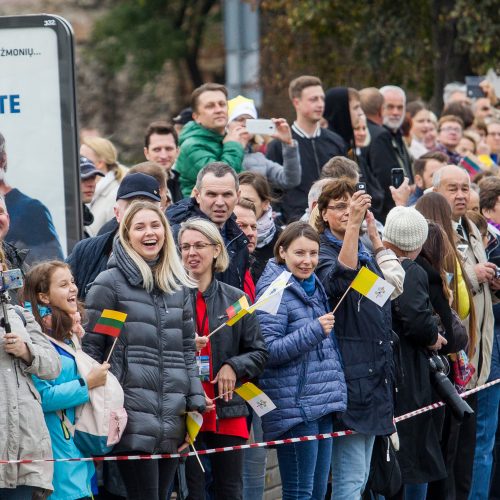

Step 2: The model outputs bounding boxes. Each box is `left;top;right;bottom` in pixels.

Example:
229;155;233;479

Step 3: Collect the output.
440;126;462;133
179;242;216;252
326;203;349;212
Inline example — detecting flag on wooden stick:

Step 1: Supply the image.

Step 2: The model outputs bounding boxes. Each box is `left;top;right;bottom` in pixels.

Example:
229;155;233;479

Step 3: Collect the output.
186;411;203;443
350;267;394;307
248;270;291;315
93;309;127;337
225;296;250;326
235;382;276;417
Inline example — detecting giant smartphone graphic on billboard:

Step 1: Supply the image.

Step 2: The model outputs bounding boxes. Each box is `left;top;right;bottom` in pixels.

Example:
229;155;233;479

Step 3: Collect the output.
0;15;81;263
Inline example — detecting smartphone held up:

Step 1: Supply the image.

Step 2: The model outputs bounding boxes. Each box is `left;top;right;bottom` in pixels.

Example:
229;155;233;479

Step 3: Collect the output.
245;119;276;136
391;168;405;189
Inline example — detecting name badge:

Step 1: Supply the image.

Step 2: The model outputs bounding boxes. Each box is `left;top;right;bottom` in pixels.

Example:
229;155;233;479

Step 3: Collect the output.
196;355;210;382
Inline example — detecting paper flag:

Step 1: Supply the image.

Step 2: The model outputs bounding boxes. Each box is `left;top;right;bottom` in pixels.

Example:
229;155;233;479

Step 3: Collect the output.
235;382;276;417
93;309;127;337
350;266;394;307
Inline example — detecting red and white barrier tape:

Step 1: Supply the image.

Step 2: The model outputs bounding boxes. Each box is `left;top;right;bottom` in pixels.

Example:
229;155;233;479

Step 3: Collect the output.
2;377;499;465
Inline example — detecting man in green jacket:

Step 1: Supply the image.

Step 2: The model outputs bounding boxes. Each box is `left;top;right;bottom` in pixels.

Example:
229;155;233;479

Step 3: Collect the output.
175;83;247;197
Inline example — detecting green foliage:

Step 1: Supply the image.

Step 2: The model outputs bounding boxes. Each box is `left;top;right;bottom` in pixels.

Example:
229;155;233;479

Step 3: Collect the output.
86;0;219;87
88;0;185;84
259;0;499;105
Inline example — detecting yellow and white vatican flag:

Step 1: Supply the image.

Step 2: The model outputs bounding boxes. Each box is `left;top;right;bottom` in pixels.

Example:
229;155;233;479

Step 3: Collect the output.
235;382;276;417
350;266;394;307
248;270;292;315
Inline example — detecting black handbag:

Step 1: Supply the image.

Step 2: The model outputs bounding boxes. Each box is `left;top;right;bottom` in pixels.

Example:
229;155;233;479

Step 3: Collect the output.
365;435;402;497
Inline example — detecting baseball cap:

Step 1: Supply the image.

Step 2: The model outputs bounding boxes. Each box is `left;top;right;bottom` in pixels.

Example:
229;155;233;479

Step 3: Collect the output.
116;172;161;202
80;155;105;180
227;96;257;124
172;107;193;126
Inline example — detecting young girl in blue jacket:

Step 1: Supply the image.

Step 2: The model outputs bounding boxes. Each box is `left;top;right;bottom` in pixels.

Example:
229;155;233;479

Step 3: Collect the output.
256;222;347;500
23;261;109;500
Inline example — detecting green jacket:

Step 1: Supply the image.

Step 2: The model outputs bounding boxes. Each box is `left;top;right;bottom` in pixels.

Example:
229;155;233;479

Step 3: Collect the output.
175;121;244;197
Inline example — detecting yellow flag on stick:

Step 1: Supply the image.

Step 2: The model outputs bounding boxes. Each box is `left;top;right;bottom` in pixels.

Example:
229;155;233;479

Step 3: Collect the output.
350;267;394;307
186;411;203;443
235;382;276;417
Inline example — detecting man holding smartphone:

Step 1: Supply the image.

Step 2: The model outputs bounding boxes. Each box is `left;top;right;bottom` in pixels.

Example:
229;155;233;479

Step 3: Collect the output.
175;83;248;197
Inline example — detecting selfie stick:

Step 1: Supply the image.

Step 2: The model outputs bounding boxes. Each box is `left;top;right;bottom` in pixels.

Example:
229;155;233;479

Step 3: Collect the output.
0;271;11;333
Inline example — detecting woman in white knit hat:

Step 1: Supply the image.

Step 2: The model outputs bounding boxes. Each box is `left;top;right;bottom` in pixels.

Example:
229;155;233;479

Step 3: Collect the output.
383;205;448;499
226;95;301;190
314;177;403;499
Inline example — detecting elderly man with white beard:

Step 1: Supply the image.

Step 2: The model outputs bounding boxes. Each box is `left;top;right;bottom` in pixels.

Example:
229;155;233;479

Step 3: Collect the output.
360;85;413;222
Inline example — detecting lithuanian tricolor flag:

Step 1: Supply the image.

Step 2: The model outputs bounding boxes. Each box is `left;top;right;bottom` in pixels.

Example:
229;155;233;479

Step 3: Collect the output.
225;296;250;326
93;309;127;337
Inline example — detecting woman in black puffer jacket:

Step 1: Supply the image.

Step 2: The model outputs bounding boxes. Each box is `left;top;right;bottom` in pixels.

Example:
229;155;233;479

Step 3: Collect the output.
178;217;268;500
83;200;205;500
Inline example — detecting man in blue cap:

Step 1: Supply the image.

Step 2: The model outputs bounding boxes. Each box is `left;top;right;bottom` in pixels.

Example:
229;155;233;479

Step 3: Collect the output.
80;155;105;238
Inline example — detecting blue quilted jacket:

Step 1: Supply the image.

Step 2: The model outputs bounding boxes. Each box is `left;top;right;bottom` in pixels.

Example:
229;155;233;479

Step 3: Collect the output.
256;259;347;441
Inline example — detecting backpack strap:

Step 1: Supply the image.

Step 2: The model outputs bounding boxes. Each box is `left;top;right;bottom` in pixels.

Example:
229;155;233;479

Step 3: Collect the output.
13;305;27;327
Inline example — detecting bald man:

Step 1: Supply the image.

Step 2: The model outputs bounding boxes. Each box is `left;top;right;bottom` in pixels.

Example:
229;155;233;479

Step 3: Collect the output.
433;164;498;498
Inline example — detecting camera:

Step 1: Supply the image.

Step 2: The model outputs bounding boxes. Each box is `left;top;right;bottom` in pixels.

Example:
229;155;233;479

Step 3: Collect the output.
428;352;474;421
495;266;500;279
356;181;366;192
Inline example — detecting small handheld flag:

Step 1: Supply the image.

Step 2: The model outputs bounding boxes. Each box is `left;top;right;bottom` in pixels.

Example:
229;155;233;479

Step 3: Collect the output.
225;296;250;326
234;382;276;417
93;309;127;337
248;270;291;315
208;278;290;338
185;411;205;472
186;411;203;443
459;156;482;178
93;310;127;364
350;267;394;307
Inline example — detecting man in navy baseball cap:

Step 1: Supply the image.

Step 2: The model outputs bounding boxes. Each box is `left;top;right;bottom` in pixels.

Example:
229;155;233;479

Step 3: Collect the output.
80;155;105;237
116;172;161;202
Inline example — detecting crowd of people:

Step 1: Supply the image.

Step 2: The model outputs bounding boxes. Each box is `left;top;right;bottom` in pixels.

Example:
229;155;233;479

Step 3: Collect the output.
1;73;500;500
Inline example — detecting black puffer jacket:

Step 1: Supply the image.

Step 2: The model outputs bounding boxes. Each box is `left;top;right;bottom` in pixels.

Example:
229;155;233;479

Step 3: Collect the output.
83;239;205;454
190;279;268;419
66;229;115;300
167;197;250;292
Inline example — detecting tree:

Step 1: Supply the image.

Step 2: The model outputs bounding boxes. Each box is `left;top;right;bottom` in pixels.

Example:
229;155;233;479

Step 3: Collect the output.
258;0;499;112
87;0;220;89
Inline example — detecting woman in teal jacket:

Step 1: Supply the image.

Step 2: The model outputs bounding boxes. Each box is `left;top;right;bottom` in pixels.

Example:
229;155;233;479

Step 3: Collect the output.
24;261;109;500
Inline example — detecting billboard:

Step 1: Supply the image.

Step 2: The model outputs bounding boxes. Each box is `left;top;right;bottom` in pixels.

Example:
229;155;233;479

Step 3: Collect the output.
0;14;81;263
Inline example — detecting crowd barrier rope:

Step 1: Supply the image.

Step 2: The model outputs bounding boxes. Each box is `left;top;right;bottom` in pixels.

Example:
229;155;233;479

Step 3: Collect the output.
2;377;499;465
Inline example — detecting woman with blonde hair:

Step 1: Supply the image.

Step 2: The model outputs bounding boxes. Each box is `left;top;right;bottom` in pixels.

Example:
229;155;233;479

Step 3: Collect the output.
178;217;267;500
83;200;205;500
80;136;126;235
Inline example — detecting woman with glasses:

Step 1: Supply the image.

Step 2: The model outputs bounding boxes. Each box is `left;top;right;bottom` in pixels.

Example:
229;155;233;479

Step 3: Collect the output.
82;201;205;500
178;217;267;500
314;178;402;499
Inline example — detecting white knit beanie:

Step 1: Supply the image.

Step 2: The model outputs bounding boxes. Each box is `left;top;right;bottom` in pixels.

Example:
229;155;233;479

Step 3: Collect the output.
383;206;429;251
